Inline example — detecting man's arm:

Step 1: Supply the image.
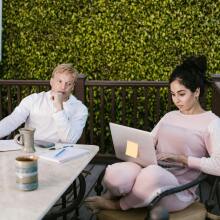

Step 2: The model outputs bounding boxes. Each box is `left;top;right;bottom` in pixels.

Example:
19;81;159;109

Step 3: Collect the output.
0;96;32;139
52;103;88;143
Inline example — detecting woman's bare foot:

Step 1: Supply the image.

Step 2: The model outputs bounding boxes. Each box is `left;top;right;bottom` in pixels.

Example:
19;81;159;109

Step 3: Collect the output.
84;196;121;212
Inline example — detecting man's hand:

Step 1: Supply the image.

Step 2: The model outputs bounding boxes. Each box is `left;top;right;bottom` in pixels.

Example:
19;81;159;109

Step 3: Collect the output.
157;153;188;166
51;91;64;112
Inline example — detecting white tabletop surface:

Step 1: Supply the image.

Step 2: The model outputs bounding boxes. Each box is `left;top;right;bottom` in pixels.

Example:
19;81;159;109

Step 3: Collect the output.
0;144;99;220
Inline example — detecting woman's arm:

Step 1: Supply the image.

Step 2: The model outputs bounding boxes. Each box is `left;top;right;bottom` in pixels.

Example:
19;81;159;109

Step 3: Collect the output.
188;118;220;176
154;115;220;175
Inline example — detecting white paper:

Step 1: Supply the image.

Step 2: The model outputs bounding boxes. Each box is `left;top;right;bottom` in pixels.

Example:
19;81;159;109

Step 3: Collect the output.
0;139;22;151
39;146;89;163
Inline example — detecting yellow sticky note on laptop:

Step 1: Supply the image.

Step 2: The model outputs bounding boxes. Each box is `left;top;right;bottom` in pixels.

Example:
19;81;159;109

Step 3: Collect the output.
125;140;139;158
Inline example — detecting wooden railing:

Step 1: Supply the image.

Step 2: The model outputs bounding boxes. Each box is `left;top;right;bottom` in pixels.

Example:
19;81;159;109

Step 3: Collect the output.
85;80;173;154
1;75;220;158
85;76;220;155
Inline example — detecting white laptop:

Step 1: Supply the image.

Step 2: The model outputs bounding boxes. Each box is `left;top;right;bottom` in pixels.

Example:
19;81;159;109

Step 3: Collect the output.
109;122;157;167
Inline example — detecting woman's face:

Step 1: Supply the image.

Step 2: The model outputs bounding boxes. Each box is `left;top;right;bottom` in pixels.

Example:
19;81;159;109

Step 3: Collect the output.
170;79;199;114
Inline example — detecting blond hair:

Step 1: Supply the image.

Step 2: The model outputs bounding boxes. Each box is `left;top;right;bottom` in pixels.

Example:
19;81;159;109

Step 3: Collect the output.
52;63;78;81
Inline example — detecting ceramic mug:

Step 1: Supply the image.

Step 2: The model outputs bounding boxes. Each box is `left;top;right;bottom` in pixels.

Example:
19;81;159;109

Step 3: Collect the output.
14;127;36;153
15;155;38;191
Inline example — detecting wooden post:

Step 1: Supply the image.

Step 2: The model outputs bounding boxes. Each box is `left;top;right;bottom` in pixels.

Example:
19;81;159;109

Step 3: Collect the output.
211;74;220;117
74;74;86;103
74;74;87;144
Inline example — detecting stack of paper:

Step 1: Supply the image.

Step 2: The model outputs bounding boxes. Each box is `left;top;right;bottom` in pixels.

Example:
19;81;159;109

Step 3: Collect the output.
0;140;21;151
39;147;89;163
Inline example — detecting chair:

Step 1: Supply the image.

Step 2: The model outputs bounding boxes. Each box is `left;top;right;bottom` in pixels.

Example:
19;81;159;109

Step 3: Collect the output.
94;166;220;220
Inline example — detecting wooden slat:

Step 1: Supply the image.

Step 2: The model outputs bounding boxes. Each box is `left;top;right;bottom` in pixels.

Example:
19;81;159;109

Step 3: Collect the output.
86;80;168;87
0;87;2;119
111;87;115;122
155;87;160;122
16;85;21;103
100;87;105;151
144;87;149;130
132;87;137;127
89;86;94;144
7;86;12;114
168;89;172;111
212;81;220;117
122;87;126;125
0;80;50;85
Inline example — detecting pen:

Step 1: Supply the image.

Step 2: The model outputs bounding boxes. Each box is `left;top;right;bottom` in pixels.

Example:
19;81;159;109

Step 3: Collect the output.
49;145;73;150
54;148;66;157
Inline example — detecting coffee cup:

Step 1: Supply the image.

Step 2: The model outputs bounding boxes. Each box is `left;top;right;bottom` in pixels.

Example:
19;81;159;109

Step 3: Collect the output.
14;127;36;153
15;155;38;191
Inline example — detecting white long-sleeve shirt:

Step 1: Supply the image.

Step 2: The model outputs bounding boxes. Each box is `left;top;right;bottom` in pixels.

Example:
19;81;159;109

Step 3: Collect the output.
152;110;220;179
0;91;88;143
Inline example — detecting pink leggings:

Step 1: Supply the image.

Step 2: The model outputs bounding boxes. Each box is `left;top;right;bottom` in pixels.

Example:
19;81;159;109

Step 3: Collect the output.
103;162;194;212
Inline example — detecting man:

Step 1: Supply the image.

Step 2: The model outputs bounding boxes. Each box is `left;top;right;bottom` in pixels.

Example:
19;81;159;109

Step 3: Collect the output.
0;63;88;143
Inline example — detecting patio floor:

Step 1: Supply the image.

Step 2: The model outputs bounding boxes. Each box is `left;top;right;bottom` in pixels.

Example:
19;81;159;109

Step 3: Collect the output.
78;164;105;220
47;163;106;220
46;163;220;220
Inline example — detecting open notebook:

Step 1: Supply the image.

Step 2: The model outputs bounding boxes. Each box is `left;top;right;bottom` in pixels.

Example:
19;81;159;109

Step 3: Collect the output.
0;140;21;151
39;146;89;163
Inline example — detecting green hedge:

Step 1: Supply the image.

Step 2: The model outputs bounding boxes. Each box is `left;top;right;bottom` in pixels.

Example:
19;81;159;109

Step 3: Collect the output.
1;0;220;151
1;0;220;80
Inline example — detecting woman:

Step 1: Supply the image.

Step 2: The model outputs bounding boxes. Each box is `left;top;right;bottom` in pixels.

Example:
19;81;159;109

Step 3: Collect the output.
85;56;220;212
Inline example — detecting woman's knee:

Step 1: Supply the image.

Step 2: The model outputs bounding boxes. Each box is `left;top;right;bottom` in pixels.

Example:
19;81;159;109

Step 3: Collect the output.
136;165;163;183
103;162;142;194
131;165;179;202
137;165;178;185
104;162;141;186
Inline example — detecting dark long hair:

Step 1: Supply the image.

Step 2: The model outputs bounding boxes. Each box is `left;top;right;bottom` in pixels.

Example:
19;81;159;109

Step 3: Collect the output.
169;55;207;97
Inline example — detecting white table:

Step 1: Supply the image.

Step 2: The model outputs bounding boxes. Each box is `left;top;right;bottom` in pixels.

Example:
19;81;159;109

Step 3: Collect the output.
0;144;99;220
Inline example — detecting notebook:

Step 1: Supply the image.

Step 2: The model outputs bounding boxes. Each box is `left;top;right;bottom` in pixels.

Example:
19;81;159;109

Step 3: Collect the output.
0;139;21;151
109;123;157;167
39;146;89;163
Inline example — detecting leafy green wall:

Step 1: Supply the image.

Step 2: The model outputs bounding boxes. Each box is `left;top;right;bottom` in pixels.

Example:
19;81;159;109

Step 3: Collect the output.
1;0;220;80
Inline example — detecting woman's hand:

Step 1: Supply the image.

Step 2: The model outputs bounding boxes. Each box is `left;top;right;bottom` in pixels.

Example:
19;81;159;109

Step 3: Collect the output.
157;153;188;166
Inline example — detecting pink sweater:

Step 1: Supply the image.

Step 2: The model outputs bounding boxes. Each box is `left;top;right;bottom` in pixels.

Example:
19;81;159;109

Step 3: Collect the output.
151;110;220;184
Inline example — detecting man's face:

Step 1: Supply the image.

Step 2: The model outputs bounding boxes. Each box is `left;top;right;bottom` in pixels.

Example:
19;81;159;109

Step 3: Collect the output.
50;71;75;100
